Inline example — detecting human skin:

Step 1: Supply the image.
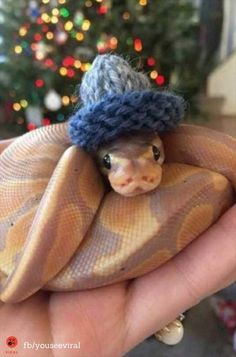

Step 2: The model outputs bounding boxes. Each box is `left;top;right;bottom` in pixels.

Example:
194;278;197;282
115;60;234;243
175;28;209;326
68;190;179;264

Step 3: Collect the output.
0;205;236;357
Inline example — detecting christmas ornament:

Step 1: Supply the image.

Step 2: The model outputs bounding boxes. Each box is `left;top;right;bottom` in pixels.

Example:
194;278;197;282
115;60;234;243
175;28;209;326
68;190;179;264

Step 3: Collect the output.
44;90;62;111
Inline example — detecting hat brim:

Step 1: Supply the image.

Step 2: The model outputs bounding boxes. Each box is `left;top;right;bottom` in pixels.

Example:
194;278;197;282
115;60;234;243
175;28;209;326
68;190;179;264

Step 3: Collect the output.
68;90;185;152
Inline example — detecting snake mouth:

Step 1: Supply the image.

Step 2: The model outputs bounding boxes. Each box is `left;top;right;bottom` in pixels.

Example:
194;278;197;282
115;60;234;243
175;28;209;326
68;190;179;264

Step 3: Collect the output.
113;184;158;197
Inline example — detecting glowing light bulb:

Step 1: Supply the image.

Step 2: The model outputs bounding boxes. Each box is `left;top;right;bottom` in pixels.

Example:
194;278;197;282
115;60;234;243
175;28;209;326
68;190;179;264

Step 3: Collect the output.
64;21;73;31
76;32;84;41
35;52;45;60
62;96;70;106
20;99;28;108
52;8;59;16
156;75;165;86
122;12;130;20
150;70;158;79
42;0;50;3
19;27;27;36
82;19;91;31
60;7;70;18
84;63;92;71
46;31;54;40
51;16;59;24
134;38;142;52
110;37;118;49
139;0;147;5
85;0;92;7
13;103;21;111
41;13;51;23
60;67;68;76
15;45;23;54
74;60;81;68
58;0;66;4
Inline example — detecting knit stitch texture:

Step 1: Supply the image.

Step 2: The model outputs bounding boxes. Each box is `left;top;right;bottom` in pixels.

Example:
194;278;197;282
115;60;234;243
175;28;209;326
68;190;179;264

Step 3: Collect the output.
68;54;185;151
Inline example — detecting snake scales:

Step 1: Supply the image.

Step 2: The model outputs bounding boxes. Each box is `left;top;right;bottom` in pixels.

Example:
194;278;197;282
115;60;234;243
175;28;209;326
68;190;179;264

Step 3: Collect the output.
0;122;235;303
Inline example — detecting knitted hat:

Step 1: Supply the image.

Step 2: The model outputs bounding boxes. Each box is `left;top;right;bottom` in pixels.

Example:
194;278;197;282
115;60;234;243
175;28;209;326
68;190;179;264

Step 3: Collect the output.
68;54;185;152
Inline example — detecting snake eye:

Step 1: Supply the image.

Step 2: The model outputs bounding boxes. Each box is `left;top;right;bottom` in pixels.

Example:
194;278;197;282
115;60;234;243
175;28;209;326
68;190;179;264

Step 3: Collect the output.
152;145;161;161
103;154;111;169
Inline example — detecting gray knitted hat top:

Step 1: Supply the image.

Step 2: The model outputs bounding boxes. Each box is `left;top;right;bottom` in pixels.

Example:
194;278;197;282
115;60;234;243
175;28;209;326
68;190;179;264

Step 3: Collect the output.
68;54;185;152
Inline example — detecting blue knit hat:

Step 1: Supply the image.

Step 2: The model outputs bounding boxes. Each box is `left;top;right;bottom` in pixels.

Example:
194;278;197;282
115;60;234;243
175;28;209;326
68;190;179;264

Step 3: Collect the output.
68;54;185;152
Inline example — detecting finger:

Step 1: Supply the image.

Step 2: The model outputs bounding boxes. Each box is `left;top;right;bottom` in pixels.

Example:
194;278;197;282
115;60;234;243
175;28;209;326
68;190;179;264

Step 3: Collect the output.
123;204;236;352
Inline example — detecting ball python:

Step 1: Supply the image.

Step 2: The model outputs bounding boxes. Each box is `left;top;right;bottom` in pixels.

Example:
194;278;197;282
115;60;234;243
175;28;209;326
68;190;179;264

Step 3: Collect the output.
0;122;235;306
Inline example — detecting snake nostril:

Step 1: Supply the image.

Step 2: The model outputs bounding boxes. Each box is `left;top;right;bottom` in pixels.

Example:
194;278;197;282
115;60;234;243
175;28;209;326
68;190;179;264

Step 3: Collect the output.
142;176;155;183
126;177;133;184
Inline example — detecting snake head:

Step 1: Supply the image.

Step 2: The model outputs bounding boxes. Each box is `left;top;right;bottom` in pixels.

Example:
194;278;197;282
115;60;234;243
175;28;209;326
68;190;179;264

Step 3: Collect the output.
96;133;165;197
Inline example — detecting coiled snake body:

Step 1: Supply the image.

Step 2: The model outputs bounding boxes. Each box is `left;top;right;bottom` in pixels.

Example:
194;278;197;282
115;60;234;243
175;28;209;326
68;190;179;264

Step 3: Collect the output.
0;123;235;304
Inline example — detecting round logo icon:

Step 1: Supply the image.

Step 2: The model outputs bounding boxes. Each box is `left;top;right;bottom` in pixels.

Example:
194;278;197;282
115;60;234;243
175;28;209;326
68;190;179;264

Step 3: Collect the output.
6;336;18;348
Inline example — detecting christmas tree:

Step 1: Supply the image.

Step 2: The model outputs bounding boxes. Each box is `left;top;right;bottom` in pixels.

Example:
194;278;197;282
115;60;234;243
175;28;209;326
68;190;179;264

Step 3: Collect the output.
0;0;201;136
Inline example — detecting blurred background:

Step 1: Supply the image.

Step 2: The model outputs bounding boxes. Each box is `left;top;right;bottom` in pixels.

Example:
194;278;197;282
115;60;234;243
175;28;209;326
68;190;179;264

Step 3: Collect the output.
0;0;235;138
0;0;236;355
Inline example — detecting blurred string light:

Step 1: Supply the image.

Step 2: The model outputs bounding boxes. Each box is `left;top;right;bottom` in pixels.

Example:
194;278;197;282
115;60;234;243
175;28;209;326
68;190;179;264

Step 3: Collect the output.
156;75;165;85
14;45;23;54
13;103;21;111
60;7;70;18
27;123;37;131
58;0;67;4
41;13;51;23
19;26;28;36
85;0;93;7
35;79;45;88
76;32;84;41
122;11;130;20
52;8;59;16
62;96;70;106
98;5;108;15
17;117;25;125
60;67;67;76
134;38;142;52
64;21;73;31
34;33;42;41
74;60;81;68
42;0;50;4
147;57;156;66
150;70;158;79
110;36;118;49
82;19;91;31
51;16;59;24
20;99;28;108
63;56;75;66
139;0;148;5
42;118;51;125
67;68;75;77
46;31;54;40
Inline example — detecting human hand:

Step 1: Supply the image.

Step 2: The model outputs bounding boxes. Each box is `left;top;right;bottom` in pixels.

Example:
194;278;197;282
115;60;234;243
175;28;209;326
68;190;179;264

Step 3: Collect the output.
0;206;236;357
